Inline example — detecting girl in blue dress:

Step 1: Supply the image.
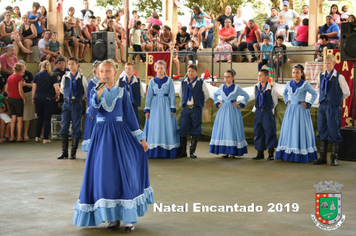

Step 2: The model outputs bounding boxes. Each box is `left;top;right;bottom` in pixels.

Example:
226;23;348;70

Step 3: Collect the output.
81;61;101;152
73;60;154;231
209;69;249;158
275;64;318;163
143;60;180;158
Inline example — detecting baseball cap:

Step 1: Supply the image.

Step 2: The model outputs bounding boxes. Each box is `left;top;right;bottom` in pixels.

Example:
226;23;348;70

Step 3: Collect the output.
283;1;289;6
263;24;270;30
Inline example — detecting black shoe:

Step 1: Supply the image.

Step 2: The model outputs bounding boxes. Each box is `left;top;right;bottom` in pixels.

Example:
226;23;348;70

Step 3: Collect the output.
331;143;339;166
176;136;187;158
107;221;120;230
222;154;229;158
241;56;248;63
57;135;69;159
125;225;135;231
313;140;328;165
251;56;257;63
267;148;274;160
252;150;264;160
190;135;198;158
69;138;79;159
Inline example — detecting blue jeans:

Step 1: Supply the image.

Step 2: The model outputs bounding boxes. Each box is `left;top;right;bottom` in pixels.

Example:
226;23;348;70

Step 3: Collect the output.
202;32;214;48
292;41;308;46
35;97;54;139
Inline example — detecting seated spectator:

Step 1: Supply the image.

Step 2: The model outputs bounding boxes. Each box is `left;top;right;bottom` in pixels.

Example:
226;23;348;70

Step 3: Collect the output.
318;15;340;45
214;19;237;62
258;36;273;71
202;15;215;48
82;16;97;62
237;19;261;63
293;18;309;46
141;28;152;51
0;64;8;93
329;4;341;28
38;29;57;68
46;32;65;64
176;26;190;51
52;57;69;115
233;7;247;39
0;11;33;56
80;0;94;27
39;6;47;31
5;62;26;142
149;24;163;51
0;6;13;22
348;14;355;22
106;19;126;63
275;15;289;42
167;41;180;78
253;24;274;57
19;15;38;63
341;5;350;22
272;35;287;78
63;18;82;61
315;35;335;62
190;6;211;49
27;2;43;39
73;18;90;62
101;9;115;29
0;44;19;76
146;12;162;29
95;16;102;31
64;7;75;22
0;93;11;143
12;6;23;30
159;25;174;51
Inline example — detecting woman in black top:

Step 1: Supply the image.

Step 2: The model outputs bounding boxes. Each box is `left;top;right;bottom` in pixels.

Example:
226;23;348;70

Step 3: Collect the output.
32;60;60;143
19;15;38;63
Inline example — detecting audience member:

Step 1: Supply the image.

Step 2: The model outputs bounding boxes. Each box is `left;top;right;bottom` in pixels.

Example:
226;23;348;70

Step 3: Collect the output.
253;24;274;57
167;41;180;77
38;30;57;68
202;17;215;48
0;93;11;142
19;15;38;63
265;7;278;36
12;6;23;30
63;18;81;60
190;6;210;49
0;64;8;93
293;18;308;46
258;36;273;71
80;0;94;26
0;6;13;22
82;16;97;62
146;12;162;28
141;28;152;51
159;25;174;51
130;21;146;63
279;1;301;44
237;19;261;63
341;5;350;22
233;7;247;39
95;16;101;31
299;5;309;25
329;4;341;28
318;15;340;45
217;6;234;29
215;19;237;62
176;26;190;51
64;7;75;22
150;24;162;51
0;44;19;76
348;14;356;22
129;10;141;30
275;15;289;42
272;35;287;78
101;9;115;29
52;57;69;115
315;35;335;62
39;6;47;31
46;32;64;62
27;2;43;39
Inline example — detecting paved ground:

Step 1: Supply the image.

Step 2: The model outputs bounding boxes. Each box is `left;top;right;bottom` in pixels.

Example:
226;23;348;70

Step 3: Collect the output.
1;140;355;236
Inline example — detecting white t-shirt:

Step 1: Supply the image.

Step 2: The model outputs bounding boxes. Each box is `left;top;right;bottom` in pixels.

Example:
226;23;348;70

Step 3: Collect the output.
233;16;246;32
279;10;300;29
38;38;49;59
81;9;94;25
130;28;141;45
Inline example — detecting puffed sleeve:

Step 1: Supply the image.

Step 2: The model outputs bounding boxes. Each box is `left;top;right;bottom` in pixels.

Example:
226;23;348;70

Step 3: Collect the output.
236;85;250;108
213;85;222;108
123;89;145;141
282;82;290;106
305;82;318;108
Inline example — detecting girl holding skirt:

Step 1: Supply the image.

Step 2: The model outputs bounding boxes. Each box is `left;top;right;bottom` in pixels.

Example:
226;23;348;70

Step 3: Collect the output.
275;64;318;163
209;69;249;158
73;60;154;231
143;60;180;158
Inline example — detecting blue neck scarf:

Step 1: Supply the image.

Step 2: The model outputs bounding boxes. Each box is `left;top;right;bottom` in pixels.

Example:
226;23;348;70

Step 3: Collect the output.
185;76;198;105
153;76;168;89
68;71;78;103
257;82;268;110
223;83;235;97
125;75;135;104
290;79;305;93
321;69;334;99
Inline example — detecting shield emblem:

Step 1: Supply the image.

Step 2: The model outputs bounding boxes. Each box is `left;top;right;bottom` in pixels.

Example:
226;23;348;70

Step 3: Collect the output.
315;193;342;224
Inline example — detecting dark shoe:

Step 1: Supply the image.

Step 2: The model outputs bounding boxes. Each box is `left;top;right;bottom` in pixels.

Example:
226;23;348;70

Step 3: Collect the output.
69;137;79;159
222;154;229;158
107;221;120;231
241;56;248;63
313;140;328;165
251;56;257;63
252;150;264;160
125;224;135;231
57;135;69;159
267;148;274;160
331;143;339;166
176;136;187;158
190;135;198;158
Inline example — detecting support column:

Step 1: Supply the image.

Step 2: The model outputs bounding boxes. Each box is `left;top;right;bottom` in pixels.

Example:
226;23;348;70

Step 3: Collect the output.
308;0;323;46
162;0;178;37
47;0;64;45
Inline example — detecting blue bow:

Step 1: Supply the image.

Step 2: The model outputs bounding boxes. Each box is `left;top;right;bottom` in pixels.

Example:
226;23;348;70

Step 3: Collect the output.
68;71;78;103
185;76;198;105
125;75;135;104
257;82;268;111
321;69;334;100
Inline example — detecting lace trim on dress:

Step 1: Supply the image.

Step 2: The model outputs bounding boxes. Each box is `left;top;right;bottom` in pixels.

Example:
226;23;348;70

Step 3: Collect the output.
101;88;124;112
210;139;248;148
148;143;180;150
276;146;317;155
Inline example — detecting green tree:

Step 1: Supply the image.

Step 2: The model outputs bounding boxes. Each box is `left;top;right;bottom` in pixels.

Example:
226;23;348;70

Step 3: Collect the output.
95;0;123;11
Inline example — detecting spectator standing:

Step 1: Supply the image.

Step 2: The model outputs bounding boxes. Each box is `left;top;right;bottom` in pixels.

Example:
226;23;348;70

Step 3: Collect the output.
341;5;350;22
329;4;341;28
80;0;94;27
275;15;289;42
233;7;247;39
237;19;261;63
293;18;309;46
278;1;301;44
217;6;234;29
130;21;146;63
146;12;162;28
0;44;19;76
299;5;309;26
27;2;43;39
265;7;278;36
19;15;38;63
202;17;215;49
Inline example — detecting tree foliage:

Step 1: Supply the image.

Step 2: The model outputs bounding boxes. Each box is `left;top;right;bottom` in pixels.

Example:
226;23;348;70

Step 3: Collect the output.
95;0;123;11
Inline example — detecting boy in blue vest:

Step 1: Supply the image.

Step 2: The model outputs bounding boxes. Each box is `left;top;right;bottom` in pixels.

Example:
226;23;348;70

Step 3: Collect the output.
116;62;144;125
252;69;278;160
177;64;209;158
58;57;88;160
314;54;350;166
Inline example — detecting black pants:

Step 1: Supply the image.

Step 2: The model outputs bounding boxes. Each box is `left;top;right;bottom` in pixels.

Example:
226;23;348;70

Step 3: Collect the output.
258;59;270;71
133;45;146;62
238;40;257;56
35;97;54;139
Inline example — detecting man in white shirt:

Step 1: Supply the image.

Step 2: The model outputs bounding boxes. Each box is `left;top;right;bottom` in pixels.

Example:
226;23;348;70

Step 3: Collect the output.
80;0;94;27
38;29;57;68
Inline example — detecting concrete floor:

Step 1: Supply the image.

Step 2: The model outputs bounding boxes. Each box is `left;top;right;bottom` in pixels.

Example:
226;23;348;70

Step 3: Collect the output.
0;140;355;236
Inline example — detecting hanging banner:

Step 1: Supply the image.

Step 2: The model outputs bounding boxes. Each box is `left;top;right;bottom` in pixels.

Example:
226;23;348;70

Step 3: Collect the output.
326;49;355;127
146;52;172;78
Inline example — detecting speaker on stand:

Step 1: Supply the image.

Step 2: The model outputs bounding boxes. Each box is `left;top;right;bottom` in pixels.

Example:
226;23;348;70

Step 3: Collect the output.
92;31;116;61
339;22;356;160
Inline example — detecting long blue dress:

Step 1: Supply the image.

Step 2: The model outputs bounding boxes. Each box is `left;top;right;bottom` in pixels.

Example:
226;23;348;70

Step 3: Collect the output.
73;86;154;226
81;77;99;152
209;84;249;156
275;80;318;163
143;76;180;158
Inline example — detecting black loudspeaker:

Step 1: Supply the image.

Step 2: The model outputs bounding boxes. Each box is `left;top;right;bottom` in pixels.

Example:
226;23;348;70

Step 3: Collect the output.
339;128;356;161
340;22;356;61
92;31;116;61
